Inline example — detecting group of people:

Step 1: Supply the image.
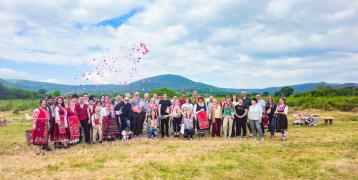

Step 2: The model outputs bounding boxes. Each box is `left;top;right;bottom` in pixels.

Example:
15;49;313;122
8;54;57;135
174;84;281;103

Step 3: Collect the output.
30;90;289;155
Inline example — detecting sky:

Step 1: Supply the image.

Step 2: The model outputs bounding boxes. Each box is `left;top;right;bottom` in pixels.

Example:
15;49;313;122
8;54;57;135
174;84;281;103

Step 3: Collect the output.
0;0;357;88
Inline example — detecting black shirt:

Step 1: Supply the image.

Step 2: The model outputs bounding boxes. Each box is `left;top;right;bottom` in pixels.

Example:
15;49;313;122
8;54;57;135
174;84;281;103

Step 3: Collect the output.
235;104;247;117
159;99;171;115
265;102;277;117
121;103;132;118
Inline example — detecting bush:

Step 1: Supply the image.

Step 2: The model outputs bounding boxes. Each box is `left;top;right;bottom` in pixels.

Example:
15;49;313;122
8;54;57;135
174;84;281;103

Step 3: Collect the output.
12;108;20;114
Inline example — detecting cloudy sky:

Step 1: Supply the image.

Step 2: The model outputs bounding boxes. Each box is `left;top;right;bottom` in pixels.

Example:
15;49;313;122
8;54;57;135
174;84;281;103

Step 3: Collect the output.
0;0;357;88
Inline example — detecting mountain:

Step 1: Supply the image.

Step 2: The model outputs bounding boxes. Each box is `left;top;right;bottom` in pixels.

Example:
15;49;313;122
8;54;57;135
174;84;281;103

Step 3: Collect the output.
0;74;357;95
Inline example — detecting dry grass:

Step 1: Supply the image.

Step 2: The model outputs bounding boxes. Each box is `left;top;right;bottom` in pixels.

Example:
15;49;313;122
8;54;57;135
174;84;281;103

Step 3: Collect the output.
0;108;357;179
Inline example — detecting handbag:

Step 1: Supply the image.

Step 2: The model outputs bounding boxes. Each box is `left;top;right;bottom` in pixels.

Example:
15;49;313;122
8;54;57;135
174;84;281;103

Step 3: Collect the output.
263;115;269;127
266;104;272;114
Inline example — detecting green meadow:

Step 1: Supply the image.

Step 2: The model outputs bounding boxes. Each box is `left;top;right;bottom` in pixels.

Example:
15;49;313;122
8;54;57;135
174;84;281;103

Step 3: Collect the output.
0;100;357;179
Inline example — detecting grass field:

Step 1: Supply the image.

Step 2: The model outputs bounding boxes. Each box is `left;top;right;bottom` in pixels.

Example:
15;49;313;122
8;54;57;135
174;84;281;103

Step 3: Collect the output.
0;108;357;179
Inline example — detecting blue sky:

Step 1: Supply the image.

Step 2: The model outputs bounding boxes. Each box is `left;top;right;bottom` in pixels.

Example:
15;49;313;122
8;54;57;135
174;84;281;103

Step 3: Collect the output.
0;0;357;88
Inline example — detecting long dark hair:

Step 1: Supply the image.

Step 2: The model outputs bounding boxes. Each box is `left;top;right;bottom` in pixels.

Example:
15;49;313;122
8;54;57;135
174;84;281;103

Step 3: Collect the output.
55;97;65;108
39;99;46;106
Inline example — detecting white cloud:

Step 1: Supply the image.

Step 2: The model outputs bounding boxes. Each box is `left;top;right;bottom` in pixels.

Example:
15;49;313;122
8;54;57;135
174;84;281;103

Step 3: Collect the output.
0;0;357;88
0;68;37;79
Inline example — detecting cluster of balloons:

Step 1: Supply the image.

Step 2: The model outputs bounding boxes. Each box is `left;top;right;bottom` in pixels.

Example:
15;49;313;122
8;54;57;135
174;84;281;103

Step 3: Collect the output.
73;42;149;89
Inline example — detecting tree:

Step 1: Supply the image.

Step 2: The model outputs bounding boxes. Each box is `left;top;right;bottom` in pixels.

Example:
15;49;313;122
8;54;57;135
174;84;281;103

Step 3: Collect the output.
150;88;177;98
275;86;294;97
49;90;61;97
263;92;269;96
38;89;47;94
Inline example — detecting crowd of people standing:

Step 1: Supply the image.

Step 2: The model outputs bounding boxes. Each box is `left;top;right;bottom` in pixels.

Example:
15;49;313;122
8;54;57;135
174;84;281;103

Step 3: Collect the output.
30;90;289;155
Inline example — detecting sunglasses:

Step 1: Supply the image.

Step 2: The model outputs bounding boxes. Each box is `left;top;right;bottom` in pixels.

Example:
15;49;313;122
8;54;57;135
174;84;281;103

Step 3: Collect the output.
125;100;129;102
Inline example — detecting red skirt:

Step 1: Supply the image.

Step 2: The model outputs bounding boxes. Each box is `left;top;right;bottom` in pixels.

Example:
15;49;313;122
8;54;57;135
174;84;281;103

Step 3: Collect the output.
197;111;209;131
107;116;120;137
102;116;108;137
31;118;48;145
51;115;68;142
67;116;80;143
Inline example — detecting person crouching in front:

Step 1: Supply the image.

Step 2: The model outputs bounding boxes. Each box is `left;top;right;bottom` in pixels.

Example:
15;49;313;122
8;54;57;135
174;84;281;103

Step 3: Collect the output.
182;110;195;140
146;110;159;139
91;107;103;144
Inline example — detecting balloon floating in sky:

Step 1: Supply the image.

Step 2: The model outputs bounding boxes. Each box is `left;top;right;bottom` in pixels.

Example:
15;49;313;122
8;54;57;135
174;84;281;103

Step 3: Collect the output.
73;42;149;88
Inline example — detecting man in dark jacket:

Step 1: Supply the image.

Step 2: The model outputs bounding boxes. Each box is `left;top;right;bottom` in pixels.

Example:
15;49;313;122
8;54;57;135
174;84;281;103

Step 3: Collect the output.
43;95;55;151
116;97;132;132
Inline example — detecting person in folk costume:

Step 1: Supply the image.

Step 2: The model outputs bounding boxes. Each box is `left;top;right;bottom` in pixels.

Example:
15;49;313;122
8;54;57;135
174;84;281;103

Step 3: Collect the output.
43;95;55;151
194;96;209;137
179;92;187;106
75;96;90;144
222;96;235;138
63;96;69;108
170;100;182;137
87;96;96;141
99;95;106;107
275;97;289;141
100;100;111;139
31;99;50;155
131;92;143;137
83;93;89;105
66;100;80;144
52;96;69;148
71;93;79;105
106;101;120;140
91;107;103;143
210;98;222;137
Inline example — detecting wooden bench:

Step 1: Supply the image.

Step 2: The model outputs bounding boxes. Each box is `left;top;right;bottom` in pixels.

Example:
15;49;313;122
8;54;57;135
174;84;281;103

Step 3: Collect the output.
324;116;334;125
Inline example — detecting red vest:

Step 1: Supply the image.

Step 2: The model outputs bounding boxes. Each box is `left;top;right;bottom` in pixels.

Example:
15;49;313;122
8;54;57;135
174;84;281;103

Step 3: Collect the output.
76;103;88;121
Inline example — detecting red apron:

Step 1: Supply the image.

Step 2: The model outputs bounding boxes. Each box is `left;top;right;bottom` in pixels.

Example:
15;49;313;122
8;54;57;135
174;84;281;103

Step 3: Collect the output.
197;111;209;129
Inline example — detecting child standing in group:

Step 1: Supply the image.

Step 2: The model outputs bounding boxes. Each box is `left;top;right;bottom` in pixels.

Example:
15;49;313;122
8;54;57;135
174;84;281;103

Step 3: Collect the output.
91;107;103;143
182;110;195;140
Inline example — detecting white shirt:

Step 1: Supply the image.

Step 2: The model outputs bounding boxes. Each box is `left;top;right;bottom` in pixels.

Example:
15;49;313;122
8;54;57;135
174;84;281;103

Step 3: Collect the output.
248;105;262;121
257;99;266;112
181;103;194;113
275;105;289;115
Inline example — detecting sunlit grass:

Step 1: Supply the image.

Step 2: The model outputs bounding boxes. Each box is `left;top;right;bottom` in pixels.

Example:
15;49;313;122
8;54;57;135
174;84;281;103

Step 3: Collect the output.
0;108;357;179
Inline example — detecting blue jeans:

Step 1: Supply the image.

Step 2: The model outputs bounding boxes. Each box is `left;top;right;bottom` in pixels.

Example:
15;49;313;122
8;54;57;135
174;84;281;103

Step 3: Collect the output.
269;116;276;136
120;116;130;131
146;124;158;138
